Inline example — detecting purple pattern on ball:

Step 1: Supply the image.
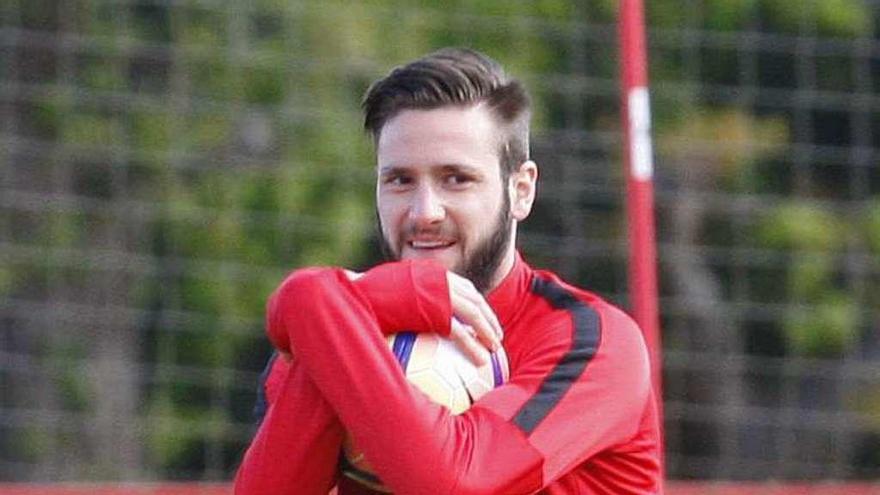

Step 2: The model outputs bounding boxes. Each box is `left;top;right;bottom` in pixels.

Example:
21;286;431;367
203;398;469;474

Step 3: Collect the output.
491;352;503;387
392;331;417;372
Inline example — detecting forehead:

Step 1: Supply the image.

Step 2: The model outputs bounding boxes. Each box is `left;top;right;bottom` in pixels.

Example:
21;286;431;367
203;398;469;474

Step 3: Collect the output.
376;105;500;171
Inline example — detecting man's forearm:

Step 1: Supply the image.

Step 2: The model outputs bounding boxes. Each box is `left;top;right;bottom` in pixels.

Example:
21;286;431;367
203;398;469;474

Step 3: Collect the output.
234;357;343;494
272;268;543;495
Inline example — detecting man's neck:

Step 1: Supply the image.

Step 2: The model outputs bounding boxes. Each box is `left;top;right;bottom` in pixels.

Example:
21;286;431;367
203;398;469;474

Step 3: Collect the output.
485;235;518;295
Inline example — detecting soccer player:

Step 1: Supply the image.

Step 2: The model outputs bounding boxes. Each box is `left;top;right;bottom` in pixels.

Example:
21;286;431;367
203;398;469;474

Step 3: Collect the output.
234;48;661;494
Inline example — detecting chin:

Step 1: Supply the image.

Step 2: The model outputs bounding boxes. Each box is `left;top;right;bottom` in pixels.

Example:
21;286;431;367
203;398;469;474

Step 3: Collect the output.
400;247;462;271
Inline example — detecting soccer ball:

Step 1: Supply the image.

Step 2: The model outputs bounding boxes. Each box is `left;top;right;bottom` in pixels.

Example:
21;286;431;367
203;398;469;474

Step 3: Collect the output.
340;331;510;491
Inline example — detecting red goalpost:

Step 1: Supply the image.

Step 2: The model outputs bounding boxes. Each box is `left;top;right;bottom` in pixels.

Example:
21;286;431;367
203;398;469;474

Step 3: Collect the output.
617;0;664;476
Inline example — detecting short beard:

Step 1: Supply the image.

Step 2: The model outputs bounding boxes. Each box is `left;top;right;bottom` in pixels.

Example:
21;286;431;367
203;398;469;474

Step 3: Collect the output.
376;192;513;294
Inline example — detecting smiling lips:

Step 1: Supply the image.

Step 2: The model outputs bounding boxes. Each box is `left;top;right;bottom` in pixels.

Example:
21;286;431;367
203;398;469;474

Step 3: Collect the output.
409;239;456;250
401;223;459;253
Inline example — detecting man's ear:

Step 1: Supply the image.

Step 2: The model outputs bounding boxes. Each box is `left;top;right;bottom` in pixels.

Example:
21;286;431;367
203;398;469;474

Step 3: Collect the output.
509;160;538;221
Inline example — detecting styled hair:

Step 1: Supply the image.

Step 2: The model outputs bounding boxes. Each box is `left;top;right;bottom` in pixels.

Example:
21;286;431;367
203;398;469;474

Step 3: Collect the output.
362;48;531;178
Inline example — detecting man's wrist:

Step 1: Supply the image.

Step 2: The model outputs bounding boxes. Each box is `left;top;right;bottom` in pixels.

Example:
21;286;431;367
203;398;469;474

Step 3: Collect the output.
353;260;451;335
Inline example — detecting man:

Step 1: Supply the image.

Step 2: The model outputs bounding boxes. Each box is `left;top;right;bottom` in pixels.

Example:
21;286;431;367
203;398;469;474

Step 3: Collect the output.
235;48;661;494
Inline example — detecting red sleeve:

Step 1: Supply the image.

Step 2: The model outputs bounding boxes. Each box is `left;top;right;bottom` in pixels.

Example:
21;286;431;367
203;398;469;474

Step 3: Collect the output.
476;299;656;487
352;259;451;336
273;268;655;494
233;356;343;495
236;260;450;495
267;262;450;353
235;313;344;495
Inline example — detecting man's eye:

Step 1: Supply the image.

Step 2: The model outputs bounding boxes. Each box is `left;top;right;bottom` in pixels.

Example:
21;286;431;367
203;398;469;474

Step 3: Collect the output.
384;175;411;186
445;174;473;186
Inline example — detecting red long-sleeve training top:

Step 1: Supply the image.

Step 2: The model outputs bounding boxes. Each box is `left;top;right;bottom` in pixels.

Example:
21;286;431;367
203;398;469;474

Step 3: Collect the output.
235;253;661;494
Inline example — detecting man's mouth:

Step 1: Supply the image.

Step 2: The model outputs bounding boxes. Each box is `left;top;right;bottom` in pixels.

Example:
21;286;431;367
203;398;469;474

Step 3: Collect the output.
408;239;456;250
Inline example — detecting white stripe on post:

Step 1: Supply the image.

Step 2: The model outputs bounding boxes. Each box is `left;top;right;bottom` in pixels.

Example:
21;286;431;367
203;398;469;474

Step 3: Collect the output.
628;87;654;181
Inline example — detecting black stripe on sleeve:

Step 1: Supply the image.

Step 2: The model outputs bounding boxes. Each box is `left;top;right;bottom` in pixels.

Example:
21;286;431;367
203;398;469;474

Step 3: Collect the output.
253;351;278;425
512;277;602;435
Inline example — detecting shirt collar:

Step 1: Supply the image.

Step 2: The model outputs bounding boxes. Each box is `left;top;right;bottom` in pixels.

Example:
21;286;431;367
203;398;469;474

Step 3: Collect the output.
487;251;533;328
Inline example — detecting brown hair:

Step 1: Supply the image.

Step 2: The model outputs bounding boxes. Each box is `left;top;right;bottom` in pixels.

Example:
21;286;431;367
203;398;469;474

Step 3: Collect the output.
362;48;531;179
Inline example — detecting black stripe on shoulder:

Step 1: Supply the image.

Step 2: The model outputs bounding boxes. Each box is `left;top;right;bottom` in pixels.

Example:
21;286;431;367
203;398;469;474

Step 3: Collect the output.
254;352;278;425
512;277;602;435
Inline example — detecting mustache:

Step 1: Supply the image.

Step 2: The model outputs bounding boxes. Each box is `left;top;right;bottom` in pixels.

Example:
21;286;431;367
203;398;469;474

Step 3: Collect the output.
399;222;459;240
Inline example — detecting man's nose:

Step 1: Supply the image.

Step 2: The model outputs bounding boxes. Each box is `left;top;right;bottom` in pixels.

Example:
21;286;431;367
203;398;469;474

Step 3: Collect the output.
408;185;445;225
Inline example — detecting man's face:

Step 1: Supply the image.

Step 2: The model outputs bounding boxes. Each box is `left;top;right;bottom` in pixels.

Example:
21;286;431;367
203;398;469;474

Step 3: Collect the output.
375;105;513;292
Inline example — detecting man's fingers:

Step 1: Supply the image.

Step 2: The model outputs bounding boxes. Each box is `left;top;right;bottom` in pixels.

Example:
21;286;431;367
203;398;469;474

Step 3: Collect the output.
449;275;503;338
461;285;503;339
450;319;490;366
447;273;504;345
450;297;500;352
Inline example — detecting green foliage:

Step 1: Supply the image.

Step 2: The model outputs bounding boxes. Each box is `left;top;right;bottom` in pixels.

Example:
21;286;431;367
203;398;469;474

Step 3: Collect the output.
756;203;844;252
62;110;124;147
761;0;871;37
788;254;835;298
656;108;789;195
784;293;859;357
756;204;858;357
129;109;173;152
30;96;61;137
45;211;82;249
172;6;229;48
851;386;880;431
591;0;617;20
147;390;228;470
648;2;691;28
131;3;172;43
243;67;286;105
9;427;51;463
55;365;92;412
704;0;758;31
76;54;124;91
185;58;235;100
864;200;880;254
183;111;233;152
19;0;59;30
532;0;577;20
77;1;118;37
863;201;880;312
0;265;11;296
813;0;871;36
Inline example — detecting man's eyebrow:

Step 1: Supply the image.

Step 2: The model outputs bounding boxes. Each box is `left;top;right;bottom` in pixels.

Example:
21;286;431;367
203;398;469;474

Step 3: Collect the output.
436;163;482;175
379;163;482;175
378;165;407;175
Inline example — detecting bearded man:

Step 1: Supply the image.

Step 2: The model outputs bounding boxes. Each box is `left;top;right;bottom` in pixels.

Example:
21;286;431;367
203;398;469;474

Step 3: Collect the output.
235;48;661;495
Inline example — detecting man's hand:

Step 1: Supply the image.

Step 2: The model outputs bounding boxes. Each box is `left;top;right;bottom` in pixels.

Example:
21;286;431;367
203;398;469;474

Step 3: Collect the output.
344;265;502;365
447;272;503;366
